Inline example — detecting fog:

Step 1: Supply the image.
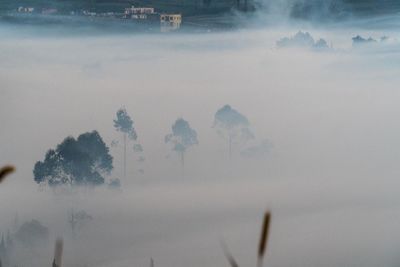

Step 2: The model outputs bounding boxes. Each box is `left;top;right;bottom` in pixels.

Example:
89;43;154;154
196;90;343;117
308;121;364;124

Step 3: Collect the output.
1;12;400;267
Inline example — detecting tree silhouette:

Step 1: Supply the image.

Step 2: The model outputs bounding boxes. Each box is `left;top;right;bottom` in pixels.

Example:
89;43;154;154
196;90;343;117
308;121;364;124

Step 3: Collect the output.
165;118;198;169
213;105;254;158
33;131;113;186
114;108;137;179
15;220;49;247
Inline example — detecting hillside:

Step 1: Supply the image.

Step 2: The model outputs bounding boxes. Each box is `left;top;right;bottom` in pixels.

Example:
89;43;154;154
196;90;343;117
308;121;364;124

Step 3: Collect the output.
1;0;400;17
0;0;251;15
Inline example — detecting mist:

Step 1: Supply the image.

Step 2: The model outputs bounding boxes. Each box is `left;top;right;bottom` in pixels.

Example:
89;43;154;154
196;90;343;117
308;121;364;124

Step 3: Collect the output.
2;8;400;267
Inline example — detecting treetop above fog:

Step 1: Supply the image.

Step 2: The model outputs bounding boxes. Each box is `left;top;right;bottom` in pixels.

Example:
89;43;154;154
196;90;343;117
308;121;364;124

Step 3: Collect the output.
213;105;250;130
33;130;113;186
165;118;198;152
114;108;137;140
213;105;255;153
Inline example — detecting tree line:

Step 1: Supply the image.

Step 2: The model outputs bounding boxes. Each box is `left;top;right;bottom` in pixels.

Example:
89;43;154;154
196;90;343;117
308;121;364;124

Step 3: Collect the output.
33;104;268;187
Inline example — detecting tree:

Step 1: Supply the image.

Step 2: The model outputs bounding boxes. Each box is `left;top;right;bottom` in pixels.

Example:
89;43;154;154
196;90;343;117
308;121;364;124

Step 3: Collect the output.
0;234;7;266
240;139;272;159
15;220;49;247
68;209;93;235
33;131;113;186
6;230;13;249
113;108;137;179
213;105;254;158
108;178;121;189
165;118;198;168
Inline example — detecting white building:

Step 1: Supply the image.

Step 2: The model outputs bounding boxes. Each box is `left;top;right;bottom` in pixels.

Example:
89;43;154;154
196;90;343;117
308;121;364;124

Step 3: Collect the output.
124;6;155;19
17;7;35;13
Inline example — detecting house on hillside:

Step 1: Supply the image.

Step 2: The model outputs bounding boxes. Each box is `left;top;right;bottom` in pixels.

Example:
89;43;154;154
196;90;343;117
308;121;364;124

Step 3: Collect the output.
160;14;182;32
17;6;34;13
124;6;156;19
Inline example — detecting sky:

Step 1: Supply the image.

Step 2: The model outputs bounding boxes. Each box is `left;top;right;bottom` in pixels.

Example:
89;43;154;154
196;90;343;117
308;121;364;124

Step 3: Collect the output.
1;8;400;267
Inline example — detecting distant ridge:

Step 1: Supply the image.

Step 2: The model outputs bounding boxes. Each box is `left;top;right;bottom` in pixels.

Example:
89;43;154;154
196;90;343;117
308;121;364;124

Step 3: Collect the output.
0;0;258;15
1;0;400;17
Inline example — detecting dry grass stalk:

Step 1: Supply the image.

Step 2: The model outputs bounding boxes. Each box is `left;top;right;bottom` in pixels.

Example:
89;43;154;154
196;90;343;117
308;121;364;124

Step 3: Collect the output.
0;165;15;183
221;210;272;267
221;241;240;267
53;238;64;267
257;211;271;267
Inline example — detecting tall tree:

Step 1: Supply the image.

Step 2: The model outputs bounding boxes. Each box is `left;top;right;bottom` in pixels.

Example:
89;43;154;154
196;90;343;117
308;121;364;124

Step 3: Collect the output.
213;105;254;158
165;118;198;169
33;131;113;186
113;108;137;179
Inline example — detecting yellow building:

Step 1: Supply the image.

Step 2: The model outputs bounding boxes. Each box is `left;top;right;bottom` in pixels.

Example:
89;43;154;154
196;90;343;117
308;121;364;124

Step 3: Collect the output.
160;14;182;32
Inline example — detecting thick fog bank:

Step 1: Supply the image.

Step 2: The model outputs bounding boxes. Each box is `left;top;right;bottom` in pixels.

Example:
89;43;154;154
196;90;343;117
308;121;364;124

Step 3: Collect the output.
1;25;400;267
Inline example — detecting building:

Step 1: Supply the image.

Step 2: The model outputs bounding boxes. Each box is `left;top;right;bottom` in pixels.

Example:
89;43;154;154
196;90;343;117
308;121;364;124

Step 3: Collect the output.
42;8;58;15
122;0;258;15
17;6;34;13
124;6;156;19
82;10;96;16
160;14;182;32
